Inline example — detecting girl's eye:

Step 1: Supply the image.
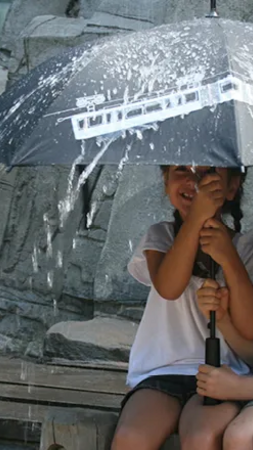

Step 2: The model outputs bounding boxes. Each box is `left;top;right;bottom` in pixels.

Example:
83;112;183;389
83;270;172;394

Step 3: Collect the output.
175;166;187;172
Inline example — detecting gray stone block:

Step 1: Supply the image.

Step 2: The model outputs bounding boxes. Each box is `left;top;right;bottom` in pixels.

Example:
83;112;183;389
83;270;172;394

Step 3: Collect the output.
80;0;102;19
87;11;153;32
15;15;101;70
97;0;168;26
44;316;138;362
0;0;70;50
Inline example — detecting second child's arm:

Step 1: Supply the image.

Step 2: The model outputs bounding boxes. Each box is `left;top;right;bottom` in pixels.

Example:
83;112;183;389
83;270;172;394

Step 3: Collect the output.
197;281;253;401
197;279;253;365
200;219;253;340
218;315;253;367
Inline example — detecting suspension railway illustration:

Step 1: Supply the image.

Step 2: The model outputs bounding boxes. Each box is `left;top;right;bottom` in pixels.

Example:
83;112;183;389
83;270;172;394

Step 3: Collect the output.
49;74;253;141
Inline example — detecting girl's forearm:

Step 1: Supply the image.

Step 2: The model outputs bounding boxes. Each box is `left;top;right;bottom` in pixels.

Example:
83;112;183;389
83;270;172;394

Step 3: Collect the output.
222;251;253;339
218;316;253;366
154;213;203;299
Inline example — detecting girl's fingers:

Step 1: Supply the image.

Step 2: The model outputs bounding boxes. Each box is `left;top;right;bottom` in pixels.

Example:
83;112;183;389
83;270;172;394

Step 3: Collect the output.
212;189;224;198
204;218;221;229
214;198;224;207
196;372;208;381
199;237;211;245
198;297;220;305
199;176;221;188
197;288;219;297
219;287;229;297
202;279;220;289
199;304;220;313
196;382;207;391
196;380;207;389
196;387;206;396
199;229;213;237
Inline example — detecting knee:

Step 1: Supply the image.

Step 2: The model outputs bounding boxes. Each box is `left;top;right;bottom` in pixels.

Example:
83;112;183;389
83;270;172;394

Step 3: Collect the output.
223;423;253;450
111;426;151;450
181;429;219;450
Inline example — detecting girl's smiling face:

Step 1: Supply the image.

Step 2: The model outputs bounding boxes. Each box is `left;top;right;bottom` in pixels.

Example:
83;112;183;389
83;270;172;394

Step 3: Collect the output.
163;165;240;220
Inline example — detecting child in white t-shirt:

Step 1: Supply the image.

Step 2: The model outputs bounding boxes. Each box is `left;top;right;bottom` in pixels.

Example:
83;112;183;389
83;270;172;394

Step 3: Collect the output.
111;165;253;450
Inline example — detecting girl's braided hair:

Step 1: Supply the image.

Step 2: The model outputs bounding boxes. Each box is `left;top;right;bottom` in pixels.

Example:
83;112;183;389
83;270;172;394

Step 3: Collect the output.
161;166;247;277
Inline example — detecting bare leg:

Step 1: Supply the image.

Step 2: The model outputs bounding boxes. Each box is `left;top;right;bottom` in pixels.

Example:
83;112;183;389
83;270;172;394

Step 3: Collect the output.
223;406;253;450
111;388;181;450
179;395;240;450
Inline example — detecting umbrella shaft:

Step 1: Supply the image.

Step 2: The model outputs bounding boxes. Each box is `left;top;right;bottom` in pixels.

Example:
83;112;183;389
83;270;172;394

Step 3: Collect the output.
210;0;216;11
209;311;216;338
209;255;217;336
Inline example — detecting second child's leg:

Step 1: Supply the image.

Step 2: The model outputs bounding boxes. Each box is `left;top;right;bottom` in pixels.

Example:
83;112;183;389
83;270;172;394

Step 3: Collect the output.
223;405;253;450
179;395;240;450
111;388;181;450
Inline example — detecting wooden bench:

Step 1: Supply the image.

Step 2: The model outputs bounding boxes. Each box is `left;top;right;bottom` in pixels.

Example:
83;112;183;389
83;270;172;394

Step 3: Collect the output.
0;357;180;450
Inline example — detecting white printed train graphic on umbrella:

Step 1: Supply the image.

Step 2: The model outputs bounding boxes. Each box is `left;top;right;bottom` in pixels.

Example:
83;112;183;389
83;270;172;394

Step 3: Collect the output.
45;74;253;141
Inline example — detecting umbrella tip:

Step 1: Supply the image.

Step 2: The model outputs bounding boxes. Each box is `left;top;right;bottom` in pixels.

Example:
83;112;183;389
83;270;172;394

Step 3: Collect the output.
206;0;219;18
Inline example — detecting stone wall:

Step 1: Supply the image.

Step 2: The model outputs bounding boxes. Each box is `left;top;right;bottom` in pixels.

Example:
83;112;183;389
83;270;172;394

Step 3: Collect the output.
0;0;253;360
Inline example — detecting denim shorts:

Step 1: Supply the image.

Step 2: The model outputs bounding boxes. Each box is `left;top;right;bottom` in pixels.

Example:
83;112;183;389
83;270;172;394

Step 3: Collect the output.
121;374;197;410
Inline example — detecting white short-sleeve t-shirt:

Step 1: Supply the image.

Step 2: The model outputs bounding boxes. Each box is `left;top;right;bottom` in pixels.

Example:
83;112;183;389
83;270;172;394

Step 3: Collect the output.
127;221;253;388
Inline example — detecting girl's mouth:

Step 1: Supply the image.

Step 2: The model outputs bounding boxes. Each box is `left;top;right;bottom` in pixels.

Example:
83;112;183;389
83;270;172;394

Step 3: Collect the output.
181;192;194;200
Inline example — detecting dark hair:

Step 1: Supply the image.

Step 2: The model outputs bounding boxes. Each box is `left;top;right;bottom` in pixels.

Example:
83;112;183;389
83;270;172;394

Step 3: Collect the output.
222;168;247;233
161;165;247;277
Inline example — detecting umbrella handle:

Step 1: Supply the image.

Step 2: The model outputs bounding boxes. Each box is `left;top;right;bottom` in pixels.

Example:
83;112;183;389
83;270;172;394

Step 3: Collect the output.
204;335;221;405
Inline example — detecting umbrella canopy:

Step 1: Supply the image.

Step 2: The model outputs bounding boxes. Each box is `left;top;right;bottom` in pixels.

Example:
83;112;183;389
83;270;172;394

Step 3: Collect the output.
0;17;253;168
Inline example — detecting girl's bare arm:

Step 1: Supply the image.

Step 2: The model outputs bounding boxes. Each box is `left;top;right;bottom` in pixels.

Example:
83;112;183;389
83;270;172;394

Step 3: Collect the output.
145;214;203;300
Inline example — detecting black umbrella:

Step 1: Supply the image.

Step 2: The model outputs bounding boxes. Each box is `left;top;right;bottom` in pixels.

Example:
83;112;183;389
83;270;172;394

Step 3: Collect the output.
0;5;253;168
0;0;250;405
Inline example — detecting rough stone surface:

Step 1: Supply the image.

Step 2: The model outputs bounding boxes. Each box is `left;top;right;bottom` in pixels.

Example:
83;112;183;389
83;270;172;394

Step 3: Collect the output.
0;286;93;357
80;0;102;19
44;316;138;362
94;165;172;303
0;0;70;50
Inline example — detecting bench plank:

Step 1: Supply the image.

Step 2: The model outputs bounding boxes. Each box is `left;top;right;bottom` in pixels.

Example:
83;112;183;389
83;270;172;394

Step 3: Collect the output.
0;357;127;394
0;383;124;410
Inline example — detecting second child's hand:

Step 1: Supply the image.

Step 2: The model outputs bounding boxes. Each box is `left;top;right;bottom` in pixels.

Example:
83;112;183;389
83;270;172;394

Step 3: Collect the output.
196;364;240;400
